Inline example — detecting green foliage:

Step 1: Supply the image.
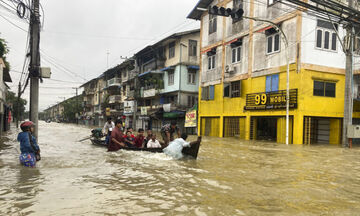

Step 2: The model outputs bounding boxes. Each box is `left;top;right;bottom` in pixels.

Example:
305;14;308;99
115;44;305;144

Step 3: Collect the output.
6;91;27;121
0;38;9;57
0;38;10;73
63;97;82;122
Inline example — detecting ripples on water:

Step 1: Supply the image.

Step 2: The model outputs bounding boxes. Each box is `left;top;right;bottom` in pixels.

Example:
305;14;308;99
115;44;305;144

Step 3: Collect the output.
1;122;360;215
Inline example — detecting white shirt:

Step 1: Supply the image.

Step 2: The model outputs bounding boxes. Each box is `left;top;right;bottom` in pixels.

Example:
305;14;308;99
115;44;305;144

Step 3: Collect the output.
163;138;190;159
103;122;115;133
147;139;162;148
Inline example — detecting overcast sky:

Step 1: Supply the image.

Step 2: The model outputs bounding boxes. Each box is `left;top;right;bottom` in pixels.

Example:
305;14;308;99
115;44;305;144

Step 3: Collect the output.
0;0;200;111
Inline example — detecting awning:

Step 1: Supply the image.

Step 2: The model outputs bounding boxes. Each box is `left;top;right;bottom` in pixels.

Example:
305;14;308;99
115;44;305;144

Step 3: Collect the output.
138;71;152;77
160;66;174;71
188;65;199;70
163;111;185;119
138;70;163;77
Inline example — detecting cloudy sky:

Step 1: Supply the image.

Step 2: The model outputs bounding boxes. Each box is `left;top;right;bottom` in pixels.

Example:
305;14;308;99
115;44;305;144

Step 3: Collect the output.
0;0;200;111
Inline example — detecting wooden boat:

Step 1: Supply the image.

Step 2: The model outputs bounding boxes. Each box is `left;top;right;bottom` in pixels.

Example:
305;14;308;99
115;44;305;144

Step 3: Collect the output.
90;138;201;159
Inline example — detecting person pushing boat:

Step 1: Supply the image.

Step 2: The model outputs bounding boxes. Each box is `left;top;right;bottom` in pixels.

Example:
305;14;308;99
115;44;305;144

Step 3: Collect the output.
163;133;201;159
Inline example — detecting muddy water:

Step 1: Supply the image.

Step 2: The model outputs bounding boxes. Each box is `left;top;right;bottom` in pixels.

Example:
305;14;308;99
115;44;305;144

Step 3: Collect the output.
0;122;360;215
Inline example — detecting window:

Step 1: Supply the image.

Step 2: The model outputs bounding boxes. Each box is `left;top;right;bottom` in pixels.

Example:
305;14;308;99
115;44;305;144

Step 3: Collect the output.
201;85;215;100
268;0;280;6
188;71;196;84
169;42;175;59
187;95;197;107
189;40;197;56
265;74;279;92
209;14;217;34
168;71;174;85
315;20;338;51
266;29;280;54
208;55;216;70
224;81;241;98
232;46;241;63
313;81;336;97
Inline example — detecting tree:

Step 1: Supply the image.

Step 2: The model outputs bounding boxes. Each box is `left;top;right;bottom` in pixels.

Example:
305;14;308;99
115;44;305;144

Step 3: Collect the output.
6;91;27;122
62;96;82;123
0;38;10;74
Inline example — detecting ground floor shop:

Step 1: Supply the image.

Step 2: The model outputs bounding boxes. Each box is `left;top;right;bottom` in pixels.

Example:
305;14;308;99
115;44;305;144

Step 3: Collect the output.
200;115;343;145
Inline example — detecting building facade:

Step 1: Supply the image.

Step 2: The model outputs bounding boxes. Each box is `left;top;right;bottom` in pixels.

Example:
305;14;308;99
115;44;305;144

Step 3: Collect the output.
188;0;360;144
0;58;12;134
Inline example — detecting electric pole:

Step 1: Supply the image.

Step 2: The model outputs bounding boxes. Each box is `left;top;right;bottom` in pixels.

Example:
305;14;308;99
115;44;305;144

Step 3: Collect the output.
342;0;354;147
29;0;41;139
73;87;79;124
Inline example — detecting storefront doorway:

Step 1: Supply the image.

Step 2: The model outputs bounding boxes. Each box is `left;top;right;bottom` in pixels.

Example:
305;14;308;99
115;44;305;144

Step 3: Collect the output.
256;117;277;141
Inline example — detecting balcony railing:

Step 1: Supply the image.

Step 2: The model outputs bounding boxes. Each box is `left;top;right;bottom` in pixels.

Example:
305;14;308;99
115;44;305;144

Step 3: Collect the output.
127;90;135;98
107;78;121;87
85;89;95;95
109;95;122;104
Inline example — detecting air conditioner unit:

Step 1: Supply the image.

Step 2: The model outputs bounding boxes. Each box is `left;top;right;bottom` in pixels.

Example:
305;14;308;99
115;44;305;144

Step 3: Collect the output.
225;65;236;74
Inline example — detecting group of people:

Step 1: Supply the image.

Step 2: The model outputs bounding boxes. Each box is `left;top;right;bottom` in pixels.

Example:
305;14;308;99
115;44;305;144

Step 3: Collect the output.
103;118;198;159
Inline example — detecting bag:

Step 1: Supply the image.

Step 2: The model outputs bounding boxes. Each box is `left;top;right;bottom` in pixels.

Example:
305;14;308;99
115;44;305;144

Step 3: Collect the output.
28;132;41;161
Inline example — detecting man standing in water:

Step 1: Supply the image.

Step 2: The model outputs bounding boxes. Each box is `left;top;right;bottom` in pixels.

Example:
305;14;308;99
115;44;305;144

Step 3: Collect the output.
163;133;201;159
161;121;181;146
108;120;126;151
103;117;115;145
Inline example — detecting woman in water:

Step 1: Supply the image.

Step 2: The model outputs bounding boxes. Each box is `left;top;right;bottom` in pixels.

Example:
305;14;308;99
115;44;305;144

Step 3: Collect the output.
18;121;40;167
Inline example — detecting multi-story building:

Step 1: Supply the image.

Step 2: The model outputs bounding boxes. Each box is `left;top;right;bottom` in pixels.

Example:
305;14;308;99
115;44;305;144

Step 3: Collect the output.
188;0;360;144
0;57;12;134
80;78;98;125
133;29;200;132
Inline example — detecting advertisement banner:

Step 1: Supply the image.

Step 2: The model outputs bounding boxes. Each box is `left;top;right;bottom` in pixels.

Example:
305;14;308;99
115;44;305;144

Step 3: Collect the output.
185;110;197;128
124;101;134;115
141;107;147;116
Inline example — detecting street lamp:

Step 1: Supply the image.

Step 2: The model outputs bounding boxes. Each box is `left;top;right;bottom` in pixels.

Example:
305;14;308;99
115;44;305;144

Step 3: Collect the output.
243;16;290;145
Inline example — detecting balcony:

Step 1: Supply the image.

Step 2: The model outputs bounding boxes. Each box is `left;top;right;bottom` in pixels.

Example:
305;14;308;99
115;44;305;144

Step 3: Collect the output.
107;78;121;87
109;95;122;104
85;89;95;95
127;90;135;98
143;88;156;98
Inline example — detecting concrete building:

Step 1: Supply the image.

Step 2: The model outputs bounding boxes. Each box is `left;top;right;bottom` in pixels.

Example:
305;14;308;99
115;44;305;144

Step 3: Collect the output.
133;29;200;132
0;58;12;134
188;0;360;144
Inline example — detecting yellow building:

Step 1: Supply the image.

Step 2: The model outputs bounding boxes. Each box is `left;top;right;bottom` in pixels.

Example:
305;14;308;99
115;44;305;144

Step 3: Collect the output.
188;0;360;144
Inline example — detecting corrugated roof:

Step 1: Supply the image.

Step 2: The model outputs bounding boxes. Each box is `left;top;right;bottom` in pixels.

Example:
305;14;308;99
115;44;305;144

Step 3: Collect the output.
187;0;212;20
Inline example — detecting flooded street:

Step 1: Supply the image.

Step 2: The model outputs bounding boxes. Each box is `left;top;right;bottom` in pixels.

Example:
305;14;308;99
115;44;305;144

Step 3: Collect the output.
1;122;360;215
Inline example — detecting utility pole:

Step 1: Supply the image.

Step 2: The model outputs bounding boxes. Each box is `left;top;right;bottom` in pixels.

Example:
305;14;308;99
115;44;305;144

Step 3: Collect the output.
29;0;41;139
342;0;354;147
16;82;21;128
73;87;79;124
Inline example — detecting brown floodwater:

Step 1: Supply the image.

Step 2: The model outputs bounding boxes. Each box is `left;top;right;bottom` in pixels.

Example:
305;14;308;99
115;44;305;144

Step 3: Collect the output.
0;121;360;215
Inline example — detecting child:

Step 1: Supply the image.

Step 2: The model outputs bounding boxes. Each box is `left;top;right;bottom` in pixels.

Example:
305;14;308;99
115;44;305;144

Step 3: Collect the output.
18;121;40;167
124;131;135;147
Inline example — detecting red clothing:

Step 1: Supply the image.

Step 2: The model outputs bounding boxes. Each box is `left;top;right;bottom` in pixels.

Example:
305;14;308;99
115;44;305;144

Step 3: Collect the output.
108;127;124;152
123;134;135;138
134;135;145;148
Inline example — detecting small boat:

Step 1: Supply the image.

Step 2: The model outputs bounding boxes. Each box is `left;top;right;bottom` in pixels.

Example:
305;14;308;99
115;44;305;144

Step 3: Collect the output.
90;138;201;159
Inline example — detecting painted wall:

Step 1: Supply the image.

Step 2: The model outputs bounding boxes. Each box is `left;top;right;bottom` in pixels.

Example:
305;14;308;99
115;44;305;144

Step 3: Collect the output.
164;32;200;67
301;14;346;69
163;65;199;93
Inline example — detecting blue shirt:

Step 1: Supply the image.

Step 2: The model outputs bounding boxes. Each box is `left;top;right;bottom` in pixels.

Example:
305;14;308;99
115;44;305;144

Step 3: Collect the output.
17;132;39;154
